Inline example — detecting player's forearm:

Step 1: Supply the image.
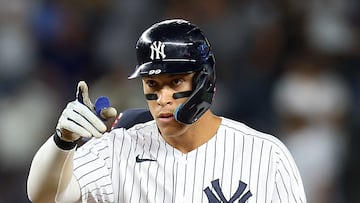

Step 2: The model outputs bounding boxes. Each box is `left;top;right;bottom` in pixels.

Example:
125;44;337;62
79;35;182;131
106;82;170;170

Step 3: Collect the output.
27;135;76;202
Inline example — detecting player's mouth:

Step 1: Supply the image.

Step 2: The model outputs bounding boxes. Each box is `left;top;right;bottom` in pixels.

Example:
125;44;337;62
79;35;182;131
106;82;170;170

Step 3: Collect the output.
157;112;175;123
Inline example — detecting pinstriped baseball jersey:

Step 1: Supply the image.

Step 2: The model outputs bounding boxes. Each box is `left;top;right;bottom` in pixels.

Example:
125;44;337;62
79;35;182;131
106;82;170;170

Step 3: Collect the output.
73;117;306;203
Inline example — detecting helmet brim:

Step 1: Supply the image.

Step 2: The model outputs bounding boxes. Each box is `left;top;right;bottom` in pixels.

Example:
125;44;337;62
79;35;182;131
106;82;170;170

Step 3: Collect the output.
128;60;202;79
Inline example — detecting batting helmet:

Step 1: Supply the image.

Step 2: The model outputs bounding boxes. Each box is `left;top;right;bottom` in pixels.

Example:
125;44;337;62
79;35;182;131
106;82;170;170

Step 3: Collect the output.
128;19;216;125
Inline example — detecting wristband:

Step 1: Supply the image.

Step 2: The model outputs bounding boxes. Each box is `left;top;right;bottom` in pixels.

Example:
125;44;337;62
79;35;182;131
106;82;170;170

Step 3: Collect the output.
53;132;78;150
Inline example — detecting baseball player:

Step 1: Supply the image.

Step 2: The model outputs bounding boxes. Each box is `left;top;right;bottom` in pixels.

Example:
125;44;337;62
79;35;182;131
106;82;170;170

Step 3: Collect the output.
27;19;306;203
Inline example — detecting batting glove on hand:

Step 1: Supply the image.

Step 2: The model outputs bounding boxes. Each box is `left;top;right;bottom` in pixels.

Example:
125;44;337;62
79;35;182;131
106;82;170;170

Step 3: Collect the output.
55;81;117;142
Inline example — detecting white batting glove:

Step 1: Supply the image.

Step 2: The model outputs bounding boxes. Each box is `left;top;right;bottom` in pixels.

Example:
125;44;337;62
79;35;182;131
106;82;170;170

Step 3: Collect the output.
55;81;109;143
56;100;107;141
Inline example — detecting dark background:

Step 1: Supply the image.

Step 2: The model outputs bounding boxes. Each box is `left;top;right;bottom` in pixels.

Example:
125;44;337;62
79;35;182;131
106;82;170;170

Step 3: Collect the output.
0;0;359;202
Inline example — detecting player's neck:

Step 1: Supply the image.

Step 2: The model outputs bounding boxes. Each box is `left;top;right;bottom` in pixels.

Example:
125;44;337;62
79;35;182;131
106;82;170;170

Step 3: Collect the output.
167;111;221;153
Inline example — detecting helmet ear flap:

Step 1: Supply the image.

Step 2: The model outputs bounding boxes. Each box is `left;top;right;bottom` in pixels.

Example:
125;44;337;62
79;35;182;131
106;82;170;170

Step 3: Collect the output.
193;69;212;101
174;67;214;124
195;57;216;94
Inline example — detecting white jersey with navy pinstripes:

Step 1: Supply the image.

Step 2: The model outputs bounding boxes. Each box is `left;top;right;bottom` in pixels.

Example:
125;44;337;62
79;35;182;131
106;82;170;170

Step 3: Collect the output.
73;117;306;203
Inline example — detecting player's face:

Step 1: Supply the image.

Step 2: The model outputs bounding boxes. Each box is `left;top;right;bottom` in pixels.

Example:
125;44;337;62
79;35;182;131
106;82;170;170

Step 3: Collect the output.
142;73;194;137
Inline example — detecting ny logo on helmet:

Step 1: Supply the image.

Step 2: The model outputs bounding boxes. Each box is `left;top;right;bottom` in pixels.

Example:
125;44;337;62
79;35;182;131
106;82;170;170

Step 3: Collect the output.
150;41;166;60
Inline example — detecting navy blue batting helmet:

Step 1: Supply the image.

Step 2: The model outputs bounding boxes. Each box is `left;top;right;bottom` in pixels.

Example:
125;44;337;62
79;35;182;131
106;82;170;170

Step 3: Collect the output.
129;19;216;124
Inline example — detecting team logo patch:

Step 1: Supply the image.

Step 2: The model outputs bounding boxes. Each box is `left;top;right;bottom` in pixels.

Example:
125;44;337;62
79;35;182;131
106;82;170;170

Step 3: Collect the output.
204;179;252;203
150;41;166;60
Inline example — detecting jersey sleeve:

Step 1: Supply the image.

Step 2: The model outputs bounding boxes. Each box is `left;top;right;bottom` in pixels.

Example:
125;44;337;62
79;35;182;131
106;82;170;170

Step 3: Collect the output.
73;132;116;202
271;142;307;203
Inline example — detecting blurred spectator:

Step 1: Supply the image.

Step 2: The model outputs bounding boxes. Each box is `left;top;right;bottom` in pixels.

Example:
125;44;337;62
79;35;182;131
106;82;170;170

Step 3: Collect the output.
31;0;109;100
272;54;352;203
280;0;357;56
94;0;168;72
0;76;60;202
0;0;35;95
304;0;356;55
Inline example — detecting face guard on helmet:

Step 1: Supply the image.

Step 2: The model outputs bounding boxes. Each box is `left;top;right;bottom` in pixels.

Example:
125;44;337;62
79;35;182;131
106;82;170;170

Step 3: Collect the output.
128;19;216;125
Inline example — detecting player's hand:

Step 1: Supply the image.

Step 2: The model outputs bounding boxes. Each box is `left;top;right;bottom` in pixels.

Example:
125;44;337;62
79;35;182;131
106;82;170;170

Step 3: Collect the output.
55;81;116;142
76;81;117;122
56;100;106;141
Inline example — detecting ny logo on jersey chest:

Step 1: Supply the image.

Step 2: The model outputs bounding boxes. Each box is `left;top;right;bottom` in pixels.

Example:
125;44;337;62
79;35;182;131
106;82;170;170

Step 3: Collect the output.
204;179;252;203
150;41;166;60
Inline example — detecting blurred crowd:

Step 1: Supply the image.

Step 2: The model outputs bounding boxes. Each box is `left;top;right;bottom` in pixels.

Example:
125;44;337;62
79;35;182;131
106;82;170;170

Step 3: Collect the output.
0;0;359;202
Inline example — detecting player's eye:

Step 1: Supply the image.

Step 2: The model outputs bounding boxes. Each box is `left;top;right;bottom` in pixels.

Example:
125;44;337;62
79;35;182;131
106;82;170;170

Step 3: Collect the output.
145;80;157;88
172;78;184;86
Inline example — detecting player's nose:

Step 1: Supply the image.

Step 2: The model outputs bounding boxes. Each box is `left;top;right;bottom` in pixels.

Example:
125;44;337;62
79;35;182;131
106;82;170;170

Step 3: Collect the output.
156;87;174;106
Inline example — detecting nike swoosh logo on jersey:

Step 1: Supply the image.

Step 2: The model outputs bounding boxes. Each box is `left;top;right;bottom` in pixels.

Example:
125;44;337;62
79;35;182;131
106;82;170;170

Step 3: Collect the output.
136;155;156;163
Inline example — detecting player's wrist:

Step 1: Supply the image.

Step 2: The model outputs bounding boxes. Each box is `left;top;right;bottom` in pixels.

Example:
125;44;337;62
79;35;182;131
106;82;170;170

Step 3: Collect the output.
53;131;79;150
